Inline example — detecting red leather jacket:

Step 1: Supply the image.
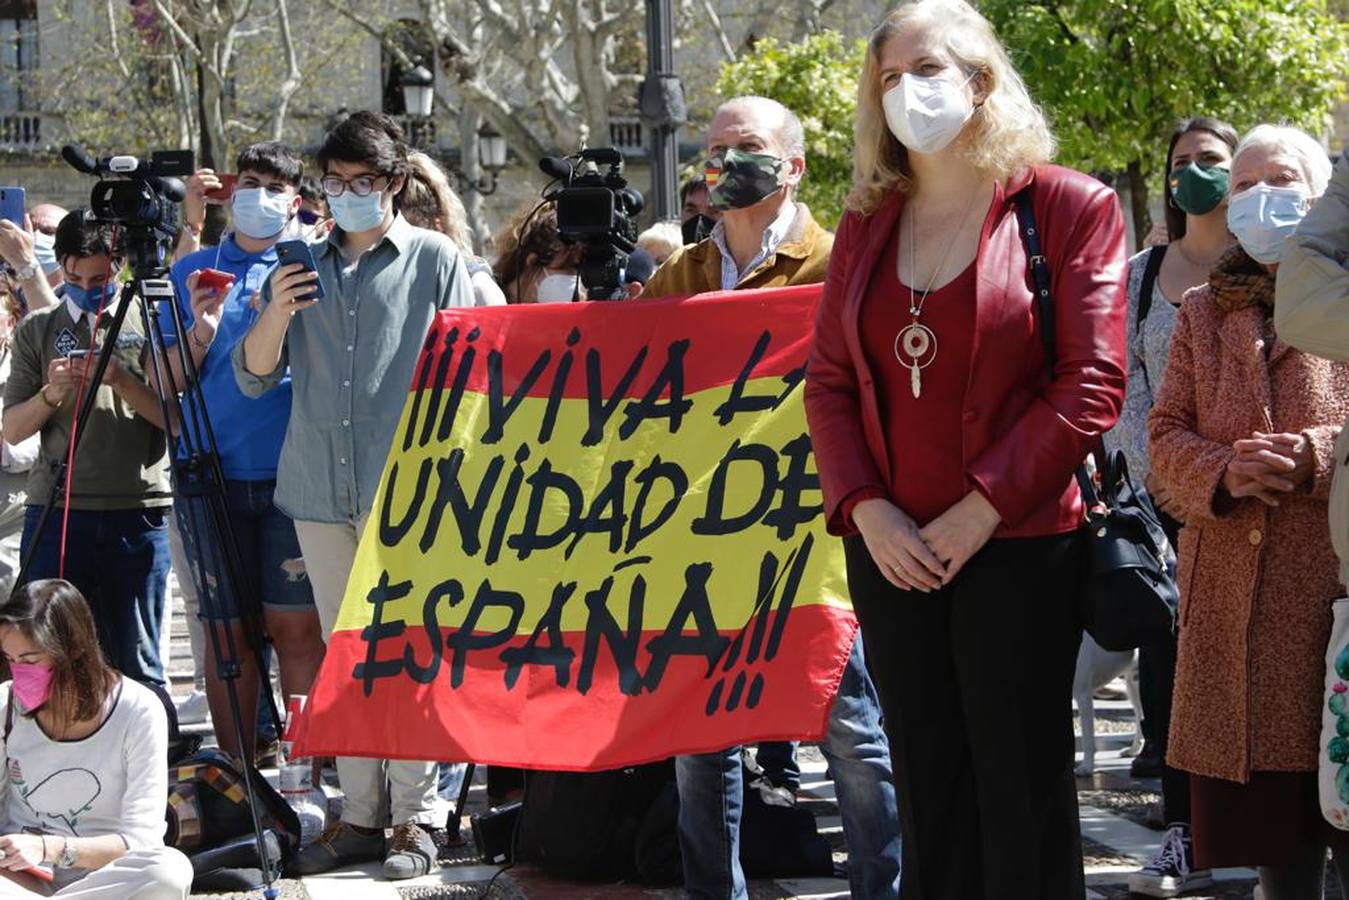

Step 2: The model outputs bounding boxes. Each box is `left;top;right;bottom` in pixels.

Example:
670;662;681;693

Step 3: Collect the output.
805;165;1128;538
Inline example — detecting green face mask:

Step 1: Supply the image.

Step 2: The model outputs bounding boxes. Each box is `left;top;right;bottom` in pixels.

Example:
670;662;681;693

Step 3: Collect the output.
705;148;785;211
1169;162;1230;216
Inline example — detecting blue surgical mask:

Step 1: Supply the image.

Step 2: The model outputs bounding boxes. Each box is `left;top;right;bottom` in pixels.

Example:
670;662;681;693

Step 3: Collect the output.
231;187;293;239
328;190;387;233
1226;184;1311;264
32;231;59;274
64;280;117;314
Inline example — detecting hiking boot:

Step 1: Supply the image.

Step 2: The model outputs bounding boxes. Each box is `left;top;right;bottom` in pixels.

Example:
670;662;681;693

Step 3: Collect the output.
384;822;439;880
290;821;384;875
1127;823;1214;897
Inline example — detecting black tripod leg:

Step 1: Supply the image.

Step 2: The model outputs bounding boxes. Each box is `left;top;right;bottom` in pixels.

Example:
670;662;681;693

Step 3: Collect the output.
451;762;476;836
137;278;284;895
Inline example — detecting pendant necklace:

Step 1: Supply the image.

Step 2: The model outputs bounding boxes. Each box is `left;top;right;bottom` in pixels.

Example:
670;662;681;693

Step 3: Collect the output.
895;190;980;398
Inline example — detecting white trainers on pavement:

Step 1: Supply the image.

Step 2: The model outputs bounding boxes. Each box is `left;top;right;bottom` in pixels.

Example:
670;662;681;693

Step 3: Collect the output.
175;689;209;726
1127;823;1214;897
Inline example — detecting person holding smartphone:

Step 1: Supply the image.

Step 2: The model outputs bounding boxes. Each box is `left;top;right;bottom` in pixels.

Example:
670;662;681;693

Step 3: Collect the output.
162;141;325;767
0;211;173;688
234;111;474;882
173;169;235;262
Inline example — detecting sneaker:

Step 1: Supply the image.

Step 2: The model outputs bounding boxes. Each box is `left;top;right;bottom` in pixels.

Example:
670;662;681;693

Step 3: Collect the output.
1127;823;1214;897
254;738;280;769
174;689;209;726
290;821;385;875
384;822;439;880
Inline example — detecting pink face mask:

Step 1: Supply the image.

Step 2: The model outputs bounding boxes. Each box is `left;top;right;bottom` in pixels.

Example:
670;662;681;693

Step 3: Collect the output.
10;661;54;711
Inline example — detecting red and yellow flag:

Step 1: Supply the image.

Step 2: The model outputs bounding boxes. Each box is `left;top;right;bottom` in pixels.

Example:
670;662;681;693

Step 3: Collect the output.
293;284;855;771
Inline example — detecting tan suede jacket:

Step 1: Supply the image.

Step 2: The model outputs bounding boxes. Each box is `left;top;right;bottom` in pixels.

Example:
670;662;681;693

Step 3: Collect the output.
641;203;834;299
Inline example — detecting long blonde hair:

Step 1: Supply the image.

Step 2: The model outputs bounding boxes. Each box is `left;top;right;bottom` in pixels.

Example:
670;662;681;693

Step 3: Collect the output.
848;0;1056;214
402;151;475;256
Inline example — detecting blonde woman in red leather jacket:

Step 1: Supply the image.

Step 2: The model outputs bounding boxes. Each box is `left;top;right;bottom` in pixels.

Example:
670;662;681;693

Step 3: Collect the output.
804;2;1127;897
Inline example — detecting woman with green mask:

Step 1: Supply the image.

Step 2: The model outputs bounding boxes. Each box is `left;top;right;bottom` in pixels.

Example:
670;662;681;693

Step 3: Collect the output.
1106;115;1238;899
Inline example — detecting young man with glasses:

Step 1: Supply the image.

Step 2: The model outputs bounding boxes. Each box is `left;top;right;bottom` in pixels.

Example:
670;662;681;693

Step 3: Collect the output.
234;111;474;881
161;141;326;765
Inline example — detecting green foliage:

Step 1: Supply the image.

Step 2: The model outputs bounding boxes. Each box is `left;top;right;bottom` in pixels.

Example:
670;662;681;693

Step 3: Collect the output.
981;0;1349;212
715;31;867;229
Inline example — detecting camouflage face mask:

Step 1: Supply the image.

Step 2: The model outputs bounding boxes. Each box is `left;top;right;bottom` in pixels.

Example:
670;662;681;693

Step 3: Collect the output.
705;149;785;211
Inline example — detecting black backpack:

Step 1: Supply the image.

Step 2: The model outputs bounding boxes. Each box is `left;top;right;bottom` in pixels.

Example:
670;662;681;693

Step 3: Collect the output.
517;758;834;885
516;761;675;882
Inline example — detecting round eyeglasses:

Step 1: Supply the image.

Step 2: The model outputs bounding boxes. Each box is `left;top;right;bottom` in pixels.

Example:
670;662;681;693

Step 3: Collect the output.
320;174;388;198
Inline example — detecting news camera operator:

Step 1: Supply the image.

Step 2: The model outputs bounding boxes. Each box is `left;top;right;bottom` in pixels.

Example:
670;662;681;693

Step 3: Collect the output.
161;141;325;764
234;110;474;882
640;95;901;900
1;211;172;688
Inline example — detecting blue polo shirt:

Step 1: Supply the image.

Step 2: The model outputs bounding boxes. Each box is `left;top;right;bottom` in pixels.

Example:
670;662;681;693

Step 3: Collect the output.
165;236;292;481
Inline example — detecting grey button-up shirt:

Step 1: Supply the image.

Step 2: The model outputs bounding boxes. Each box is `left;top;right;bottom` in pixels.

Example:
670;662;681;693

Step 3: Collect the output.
232;214;474;523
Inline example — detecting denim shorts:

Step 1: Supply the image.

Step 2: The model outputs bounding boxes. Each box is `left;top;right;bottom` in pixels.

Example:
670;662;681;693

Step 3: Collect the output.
175;478;315;621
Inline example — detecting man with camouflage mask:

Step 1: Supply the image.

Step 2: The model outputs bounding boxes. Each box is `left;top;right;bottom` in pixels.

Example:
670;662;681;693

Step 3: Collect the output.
642;96;901;900
641;96;832;297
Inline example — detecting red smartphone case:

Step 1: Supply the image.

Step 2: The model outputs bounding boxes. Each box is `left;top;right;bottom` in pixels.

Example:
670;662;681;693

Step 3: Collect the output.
195;268;235;293
204;174;237;202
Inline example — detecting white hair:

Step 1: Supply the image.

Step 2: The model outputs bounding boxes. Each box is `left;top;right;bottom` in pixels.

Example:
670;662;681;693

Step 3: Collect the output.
1233;124;1333;196
637;221;684;264
719;96;806;159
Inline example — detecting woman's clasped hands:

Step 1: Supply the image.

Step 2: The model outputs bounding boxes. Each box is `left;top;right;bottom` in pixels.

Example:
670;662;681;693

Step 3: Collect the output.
853;491;1001;593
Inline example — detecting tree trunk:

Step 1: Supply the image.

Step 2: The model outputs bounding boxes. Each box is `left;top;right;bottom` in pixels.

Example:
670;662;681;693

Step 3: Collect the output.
195;49;227;244
1126;159;1150;253
459;107;491;255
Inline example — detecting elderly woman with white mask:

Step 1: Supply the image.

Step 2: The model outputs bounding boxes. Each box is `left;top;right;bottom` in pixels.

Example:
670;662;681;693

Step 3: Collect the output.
1149;125;1349;900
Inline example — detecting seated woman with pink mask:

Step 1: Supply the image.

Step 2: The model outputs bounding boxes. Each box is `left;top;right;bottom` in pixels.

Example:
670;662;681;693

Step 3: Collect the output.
0;579;192;898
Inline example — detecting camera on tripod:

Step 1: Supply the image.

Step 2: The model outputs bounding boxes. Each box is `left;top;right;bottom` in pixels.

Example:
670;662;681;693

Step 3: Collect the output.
539;148;644;301
62;144;193;276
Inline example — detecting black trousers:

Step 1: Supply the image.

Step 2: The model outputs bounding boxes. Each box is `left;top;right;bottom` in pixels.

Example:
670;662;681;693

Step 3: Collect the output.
1143;513;1190;825
845;533;1086;900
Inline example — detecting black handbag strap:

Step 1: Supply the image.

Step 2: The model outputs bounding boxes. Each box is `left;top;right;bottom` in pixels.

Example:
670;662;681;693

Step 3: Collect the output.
1013;190;1100;508
1137;243;1167;334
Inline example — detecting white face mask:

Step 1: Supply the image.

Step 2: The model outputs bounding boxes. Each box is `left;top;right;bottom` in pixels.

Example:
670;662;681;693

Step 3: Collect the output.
882;71;975;156
1225;183;1311;265
536;272;579;304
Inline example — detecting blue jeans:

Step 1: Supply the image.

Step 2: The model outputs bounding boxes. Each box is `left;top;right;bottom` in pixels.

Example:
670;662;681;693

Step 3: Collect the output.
20;505;171;685
176;479;314;620
676;638;901;899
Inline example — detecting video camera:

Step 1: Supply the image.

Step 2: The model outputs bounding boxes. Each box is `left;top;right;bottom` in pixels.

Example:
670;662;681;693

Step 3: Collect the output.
61;144;193;276
539;148;644;301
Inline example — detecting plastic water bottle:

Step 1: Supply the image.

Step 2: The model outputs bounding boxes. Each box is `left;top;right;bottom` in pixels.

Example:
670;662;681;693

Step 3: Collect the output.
279;695;326;845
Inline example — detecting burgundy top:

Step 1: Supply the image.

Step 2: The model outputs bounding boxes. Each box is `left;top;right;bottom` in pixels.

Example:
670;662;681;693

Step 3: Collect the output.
852;223;977;527
805;166;1128;540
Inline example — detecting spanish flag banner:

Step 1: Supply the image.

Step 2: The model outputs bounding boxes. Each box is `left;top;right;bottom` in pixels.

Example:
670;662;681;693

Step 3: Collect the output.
292;284;856;771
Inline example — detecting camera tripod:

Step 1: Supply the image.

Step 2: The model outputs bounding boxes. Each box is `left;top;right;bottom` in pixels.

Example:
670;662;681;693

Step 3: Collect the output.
13;230;286;898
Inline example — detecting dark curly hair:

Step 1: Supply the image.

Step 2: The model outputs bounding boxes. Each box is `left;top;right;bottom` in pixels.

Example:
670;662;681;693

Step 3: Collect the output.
317;110;411;205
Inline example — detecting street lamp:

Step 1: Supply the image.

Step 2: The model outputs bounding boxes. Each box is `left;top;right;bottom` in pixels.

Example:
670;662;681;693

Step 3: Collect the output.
401;65;435;118
453;124;508;195
400;65;436;150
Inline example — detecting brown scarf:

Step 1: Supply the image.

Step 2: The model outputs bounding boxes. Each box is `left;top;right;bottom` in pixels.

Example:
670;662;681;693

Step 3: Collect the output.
1209;245;1275;313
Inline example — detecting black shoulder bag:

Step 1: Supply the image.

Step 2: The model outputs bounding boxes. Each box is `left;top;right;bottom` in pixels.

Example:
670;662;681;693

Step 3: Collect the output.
1014;192;1179;650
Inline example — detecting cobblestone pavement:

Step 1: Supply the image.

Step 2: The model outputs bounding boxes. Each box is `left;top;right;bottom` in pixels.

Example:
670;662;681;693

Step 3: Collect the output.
165;586;1273;899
